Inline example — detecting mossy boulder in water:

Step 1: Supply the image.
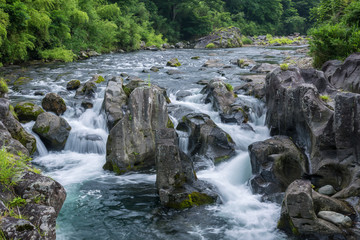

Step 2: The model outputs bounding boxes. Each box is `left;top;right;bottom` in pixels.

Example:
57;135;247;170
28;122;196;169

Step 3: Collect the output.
32;112;71;151
66;79;80;90
14;102;44;123
0;78;8;98
42;93;66;116
166;58;181;67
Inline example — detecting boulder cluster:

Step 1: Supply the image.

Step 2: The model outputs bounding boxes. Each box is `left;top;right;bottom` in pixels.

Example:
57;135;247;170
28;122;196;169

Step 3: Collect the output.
249;53;360;239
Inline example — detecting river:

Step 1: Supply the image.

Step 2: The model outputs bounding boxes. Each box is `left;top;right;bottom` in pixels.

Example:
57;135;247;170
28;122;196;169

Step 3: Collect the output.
4;46;306;240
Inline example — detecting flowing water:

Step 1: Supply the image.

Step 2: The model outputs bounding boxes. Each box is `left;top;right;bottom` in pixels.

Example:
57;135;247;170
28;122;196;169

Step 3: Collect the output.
4;46;307;240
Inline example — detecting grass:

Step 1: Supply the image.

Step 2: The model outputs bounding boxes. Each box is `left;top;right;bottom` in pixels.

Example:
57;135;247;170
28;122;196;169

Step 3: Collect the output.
320;95;330;102
242;37;253;45
40;47;75;62
225;83;234;92
206;43;216;49
280;63;289;71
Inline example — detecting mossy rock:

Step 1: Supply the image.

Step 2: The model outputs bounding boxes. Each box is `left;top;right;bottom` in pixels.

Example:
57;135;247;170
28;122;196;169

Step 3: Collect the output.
191;56;200;60
0;78;9;95
66;79;81;90
166;58;181;67
15;102;44;123
169;192;215;209
14;77;33;86
94;75;105;84
206;43;216;49
167;118;174;128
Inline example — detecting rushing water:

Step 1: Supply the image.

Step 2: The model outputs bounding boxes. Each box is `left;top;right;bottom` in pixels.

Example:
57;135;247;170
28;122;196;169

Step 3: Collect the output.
3;46;307;240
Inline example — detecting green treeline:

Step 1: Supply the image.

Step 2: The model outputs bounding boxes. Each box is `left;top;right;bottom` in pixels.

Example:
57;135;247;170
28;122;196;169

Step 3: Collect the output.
309;0;360;67
0;0;319;65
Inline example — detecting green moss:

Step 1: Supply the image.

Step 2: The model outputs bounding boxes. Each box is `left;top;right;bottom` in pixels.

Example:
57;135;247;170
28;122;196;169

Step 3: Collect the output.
206;43;216;49
122;86;132;96
214;155;230;163
14;77;33;86
280;63;289;71
15;103;44;122
36;126;50;135
167;118;174;128
226;133;234;144
95;75;105;84
171;192;215;209
167;58;181;67
320;95;330;102
242;37;253;45
9;105;18;120
0;78;8;94
225;83;233;92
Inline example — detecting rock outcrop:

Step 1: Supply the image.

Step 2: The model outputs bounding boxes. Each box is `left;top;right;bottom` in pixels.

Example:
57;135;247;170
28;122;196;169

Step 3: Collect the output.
104;85;171;174
176;113;236;163
0;98;36;154
155;128;218;209
41;93;66;116
249;136;308;202
194;27;242;49
14;102;44;123
32;112;71;151
278;180;356;239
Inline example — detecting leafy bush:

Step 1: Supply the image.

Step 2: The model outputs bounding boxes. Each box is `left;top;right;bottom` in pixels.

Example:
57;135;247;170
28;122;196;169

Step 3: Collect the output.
280;63;289;71
0;78;8;94
40;47;75;62
241;37;253;45
206;43;216;48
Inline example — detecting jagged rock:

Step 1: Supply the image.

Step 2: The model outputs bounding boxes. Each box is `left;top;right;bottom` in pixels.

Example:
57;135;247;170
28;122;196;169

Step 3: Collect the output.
66;79;80;90
329;53;360;93
41;93;66;116
155;128;218;209
201;79;235;115
0;121;29;156
251;63;278;73
14;102;44;123
194;27;242;49
0;217;42;240
249;136;308;202
321;60;343;83
278;180;344;238
176;113;235;163
104;85;170;174
20;204;57;239
103;76;127;130
202;59;224;68
75;74;103;99
81;100;93;109
32;112;71;151
265;67;335;171
318;185;336;196
166;58;181;67
237;75;266;100
318;211;352;228
0;98;36;155
14;171;66;216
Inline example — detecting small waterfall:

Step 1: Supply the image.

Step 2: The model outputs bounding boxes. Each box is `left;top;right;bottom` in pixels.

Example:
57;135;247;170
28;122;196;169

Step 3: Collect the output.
22;121;48;156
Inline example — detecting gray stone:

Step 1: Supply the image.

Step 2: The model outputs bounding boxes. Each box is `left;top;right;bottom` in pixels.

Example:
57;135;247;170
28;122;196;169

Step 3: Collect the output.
318;185;336;196
202;59;224;68
318;211;352;228
0;121;29;156
14;102;44;123
42;93;66;116
251;63;278;73
0;217;42;240
32;112;71;151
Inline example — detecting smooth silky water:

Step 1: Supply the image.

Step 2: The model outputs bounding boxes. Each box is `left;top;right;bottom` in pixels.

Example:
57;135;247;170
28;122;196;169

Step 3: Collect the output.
4;46;307;240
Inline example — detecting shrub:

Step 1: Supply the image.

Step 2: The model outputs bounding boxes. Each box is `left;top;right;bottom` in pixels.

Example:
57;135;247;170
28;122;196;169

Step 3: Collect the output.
0;78;8;94
40;47;75;62
206;43;216;48
320;95;330;102
280;63;289;71
242;37;253;45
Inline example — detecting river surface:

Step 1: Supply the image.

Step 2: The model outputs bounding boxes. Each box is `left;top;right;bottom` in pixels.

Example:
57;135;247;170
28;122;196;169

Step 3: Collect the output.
4;46;306;240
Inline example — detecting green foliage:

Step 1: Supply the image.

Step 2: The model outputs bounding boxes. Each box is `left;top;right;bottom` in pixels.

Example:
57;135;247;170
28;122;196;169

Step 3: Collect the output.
206;43;216;48
241;36;253;45
320;94;330;102
9;197;26;208
225;83;233;91
40;47;75;62
0;77;8;94
268;37;295;45
280;63;289;71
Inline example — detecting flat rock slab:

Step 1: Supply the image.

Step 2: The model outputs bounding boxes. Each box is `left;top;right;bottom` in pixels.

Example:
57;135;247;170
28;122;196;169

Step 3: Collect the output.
318;211;352;228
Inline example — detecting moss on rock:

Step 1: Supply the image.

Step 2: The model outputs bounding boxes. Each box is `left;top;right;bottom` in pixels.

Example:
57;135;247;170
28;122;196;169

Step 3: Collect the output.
95;75;105;84
167;118;174;128
170;192;215;209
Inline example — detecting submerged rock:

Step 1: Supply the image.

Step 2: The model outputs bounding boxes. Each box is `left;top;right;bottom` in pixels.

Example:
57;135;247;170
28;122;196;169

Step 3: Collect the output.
156;128;218;209
14;102;44;123
176;113;235;163
166;58;181;67
32;112;71;151
66;79;80;90
42;93;66;116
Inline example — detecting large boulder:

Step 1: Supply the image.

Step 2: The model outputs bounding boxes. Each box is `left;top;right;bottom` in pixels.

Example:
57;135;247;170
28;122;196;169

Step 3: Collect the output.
328;53;360;93
0;217;42;240
104;85;170;174
249;136;308;202
201;79;236;115
32;112;71;151
265;67;335;171
278;180;356;239
156;128;218;209
14;102;44;123
0;98;36;155
14;171;66;216
194;27;242;49
176;113;236;163
41;93;66;116
321;60;342;83
103;76;127;130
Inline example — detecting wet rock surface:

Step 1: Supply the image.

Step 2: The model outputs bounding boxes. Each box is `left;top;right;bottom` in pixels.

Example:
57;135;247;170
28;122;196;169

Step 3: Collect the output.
42;93;67;116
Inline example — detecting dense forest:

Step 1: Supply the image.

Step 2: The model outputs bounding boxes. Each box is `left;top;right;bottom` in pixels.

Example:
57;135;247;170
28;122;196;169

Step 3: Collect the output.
0;0;359;67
